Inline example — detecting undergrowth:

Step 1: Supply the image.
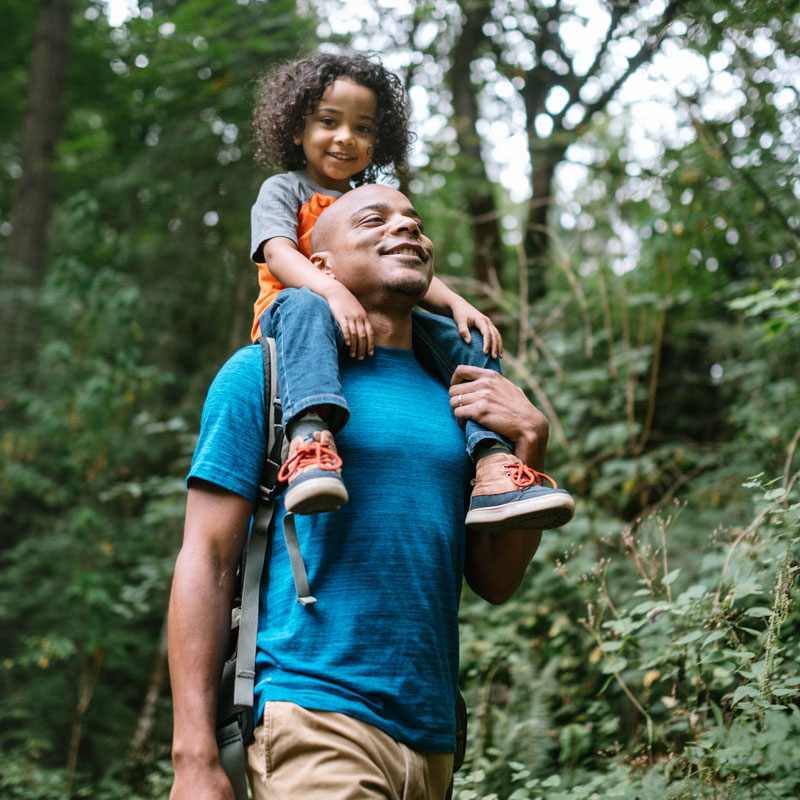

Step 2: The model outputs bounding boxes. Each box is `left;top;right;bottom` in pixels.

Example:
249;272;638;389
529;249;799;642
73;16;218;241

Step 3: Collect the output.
455;471;800;799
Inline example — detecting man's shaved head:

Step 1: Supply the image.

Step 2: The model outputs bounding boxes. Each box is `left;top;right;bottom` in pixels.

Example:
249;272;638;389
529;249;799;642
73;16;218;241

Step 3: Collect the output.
308;184;434;311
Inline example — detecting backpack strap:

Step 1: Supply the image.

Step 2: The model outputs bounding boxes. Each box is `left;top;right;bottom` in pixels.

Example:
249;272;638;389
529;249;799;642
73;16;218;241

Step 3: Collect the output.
233;498;274;708
282;513;317;605
232;336;281;709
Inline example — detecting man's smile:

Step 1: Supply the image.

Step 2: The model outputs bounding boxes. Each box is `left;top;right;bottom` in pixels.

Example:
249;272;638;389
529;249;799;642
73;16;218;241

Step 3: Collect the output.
383;243;429;260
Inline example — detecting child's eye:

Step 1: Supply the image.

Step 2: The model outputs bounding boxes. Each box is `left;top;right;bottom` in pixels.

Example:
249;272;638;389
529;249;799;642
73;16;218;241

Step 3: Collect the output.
356;125;374;135
319;117;336;126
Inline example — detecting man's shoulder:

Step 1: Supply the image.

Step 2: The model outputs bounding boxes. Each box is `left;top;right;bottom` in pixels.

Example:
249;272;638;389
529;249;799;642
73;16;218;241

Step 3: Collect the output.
216;343;263;376
189;345;267;503
205;345;265;411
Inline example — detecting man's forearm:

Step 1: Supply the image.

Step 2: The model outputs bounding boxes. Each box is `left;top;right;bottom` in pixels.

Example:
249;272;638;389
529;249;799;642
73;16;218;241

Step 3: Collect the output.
465;528;542;605
168;546;236;766
169;484;252;799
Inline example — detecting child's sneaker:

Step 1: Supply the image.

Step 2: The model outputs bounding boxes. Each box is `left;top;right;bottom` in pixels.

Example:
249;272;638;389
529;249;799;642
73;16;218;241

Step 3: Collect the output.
466;453;574;532
278;430;348;515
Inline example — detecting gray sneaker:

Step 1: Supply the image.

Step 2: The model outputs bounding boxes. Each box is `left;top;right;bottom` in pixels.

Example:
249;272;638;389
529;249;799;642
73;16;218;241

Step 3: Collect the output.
278;430;348;515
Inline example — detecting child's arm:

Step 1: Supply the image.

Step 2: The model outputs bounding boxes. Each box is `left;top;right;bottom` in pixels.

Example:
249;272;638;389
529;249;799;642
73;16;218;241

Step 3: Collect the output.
264;237;374;359
419;276;503;359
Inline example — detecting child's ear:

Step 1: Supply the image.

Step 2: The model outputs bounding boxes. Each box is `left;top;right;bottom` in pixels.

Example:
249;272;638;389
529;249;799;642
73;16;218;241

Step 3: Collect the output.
310;252;335;277
292;122;306;147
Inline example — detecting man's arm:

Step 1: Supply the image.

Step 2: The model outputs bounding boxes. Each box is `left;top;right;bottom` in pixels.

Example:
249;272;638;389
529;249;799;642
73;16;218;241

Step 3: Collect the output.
449;365;549;604
168;481;253;800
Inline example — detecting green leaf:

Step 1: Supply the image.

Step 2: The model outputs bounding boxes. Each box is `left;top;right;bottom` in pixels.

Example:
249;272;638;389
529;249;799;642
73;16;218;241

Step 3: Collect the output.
732;685;760;705
663;568;681;585
745;606;773;617
601;657;628;674
675;630;704;646
702;630;726;648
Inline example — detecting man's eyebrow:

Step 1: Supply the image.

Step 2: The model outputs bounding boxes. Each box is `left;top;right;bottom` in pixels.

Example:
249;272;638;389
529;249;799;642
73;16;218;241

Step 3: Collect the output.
350;202;422;221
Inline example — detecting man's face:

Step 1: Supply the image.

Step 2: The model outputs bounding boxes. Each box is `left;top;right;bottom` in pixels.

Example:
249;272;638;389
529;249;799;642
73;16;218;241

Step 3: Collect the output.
316;185;435;307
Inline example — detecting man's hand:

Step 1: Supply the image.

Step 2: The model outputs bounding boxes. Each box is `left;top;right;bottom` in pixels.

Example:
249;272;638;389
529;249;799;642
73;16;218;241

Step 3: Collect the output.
323;281;375;359
448;365;548;467
448;296;503;359
171;760;235;800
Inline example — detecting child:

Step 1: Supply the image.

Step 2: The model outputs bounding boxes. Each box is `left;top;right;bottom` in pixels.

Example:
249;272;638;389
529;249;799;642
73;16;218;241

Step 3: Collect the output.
249;51;574;532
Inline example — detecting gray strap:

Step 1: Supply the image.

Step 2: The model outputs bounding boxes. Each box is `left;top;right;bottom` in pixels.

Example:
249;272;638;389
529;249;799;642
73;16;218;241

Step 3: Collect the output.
283;513;317;606
233;500;274;708
265;338;277;445
216;720;250;800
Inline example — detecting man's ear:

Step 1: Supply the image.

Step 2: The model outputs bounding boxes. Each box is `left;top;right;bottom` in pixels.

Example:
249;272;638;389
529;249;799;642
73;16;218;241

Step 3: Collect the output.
310;251;336;278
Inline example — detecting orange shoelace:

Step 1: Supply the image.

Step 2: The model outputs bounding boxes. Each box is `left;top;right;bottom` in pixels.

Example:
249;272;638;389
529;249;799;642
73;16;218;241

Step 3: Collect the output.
277;441;343;482
504;462;558;489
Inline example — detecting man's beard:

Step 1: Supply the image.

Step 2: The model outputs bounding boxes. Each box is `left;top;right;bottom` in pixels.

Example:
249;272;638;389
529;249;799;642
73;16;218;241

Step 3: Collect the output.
385;273;430;301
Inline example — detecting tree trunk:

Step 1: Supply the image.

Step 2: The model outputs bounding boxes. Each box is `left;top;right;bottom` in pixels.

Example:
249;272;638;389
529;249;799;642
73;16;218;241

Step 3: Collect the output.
130;614;169;760
523;141;566;304
6;0;73;286
449;0;504;290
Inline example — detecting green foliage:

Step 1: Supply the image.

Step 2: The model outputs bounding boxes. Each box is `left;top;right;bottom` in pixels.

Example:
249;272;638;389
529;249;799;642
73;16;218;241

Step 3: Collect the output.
1;1;318;796
2;0;799;797
0;193;187;797
455;476;800;800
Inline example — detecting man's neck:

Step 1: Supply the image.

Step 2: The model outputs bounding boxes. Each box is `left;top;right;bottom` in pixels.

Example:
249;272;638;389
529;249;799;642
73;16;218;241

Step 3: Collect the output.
368;311;414;350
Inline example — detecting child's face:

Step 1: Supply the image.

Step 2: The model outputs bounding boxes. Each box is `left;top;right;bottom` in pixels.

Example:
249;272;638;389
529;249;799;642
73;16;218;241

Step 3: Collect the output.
293;78;378;192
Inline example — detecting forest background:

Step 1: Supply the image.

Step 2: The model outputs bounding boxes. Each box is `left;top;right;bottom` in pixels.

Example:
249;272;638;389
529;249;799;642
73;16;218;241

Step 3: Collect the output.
1;1;798;798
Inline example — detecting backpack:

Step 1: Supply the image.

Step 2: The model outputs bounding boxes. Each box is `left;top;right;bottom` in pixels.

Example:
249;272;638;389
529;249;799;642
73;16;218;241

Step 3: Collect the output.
214;335;466;800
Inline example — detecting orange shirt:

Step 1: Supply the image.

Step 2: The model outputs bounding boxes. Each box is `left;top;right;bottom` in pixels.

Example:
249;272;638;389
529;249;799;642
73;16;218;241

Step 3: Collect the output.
250;192;339;343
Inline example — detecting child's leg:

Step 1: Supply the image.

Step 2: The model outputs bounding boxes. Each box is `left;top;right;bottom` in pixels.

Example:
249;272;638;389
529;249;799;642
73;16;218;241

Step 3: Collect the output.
411;310;512;458
263;287;349;435
411;310;574;532
262;288;349;514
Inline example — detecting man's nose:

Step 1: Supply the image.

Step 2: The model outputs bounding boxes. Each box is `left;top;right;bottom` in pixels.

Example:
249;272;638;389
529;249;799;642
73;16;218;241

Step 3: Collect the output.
389;215;421;237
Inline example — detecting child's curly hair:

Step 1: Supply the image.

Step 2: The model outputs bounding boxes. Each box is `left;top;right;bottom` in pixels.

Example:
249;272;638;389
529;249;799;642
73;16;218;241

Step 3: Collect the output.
253;51;411;185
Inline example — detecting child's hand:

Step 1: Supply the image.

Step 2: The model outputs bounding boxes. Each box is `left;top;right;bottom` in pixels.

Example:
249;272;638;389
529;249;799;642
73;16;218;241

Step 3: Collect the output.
449;296;504;359
324;282;375;359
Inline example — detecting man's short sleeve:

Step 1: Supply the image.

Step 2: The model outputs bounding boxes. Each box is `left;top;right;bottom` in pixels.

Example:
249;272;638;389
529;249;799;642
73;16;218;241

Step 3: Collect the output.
187;346;267;504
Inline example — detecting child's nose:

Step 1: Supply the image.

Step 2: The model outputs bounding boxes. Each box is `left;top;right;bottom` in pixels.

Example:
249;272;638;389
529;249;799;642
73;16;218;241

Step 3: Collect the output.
334;125;355;144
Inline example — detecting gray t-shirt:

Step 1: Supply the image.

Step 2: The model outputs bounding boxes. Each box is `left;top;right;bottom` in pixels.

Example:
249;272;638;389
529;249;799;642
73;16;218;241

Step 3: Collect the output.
250;170;343;262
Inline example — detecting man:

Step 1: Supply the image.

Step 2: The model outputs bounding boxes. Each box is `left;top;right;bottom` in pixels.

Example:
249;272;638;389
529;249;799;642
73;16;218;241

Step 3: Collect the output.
169;185;553;800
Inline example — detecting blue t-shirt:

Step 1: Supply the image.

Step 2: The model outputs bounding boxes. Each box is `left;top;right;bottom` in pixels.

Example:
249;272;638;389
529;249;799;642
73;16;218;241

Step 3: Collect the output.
188;345;472;752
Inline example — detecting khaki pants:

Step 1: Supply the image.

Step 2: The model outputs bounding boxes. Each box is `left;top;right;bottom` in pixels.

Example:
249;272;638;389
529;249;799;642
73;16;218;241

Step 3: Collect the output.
247;701;454;800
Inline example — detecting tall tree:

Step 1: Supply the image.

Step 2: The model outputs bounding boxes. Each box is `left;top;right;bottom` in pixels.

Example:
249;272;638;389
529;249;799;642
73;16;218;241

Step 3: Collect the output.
345;0;692;302
448;1;504;289
6;0;73;286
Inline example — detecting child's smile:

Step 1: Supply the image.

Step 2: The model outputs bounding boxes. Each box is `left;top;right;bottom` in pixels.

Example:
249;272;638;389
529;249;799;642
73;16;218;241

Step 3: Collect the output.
293;78;378;192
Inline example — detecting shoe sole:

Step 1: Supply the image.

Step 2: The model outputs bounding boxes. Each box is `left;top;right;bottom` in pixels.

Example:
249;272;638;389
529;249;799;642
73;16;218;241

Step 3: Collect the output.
466;494;575;532
285;478;349;515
